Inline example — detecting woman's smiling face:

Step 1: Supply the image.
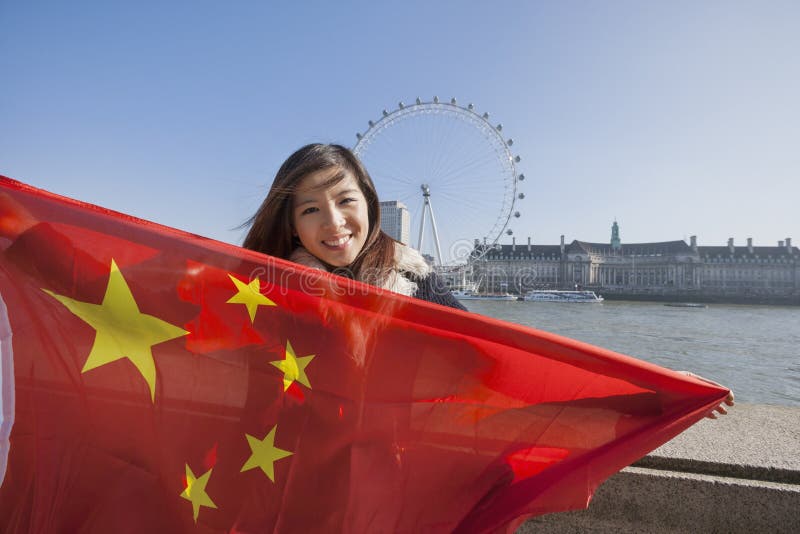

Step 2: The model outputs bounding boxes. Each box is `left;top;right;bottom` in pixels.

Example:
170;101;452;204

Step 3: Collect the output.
291;167;370;267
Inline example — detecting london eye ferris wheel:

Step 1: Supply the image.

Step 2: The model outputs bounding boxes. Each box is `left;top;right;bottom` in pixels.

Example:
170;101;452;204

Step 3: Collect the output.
353;97;524;266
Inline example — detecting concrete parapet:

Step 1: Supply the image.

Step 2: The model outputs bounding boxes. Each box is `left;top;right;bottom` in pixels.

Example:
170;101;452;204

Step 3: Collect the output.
519;403;800;533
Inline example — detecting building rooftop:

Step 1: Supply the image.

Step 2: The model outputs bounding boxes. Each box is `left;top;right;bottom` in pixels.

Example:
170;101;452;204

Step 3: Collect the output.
698;246;798;259
475;240;799;260
571;240;693;256
479;244;563;259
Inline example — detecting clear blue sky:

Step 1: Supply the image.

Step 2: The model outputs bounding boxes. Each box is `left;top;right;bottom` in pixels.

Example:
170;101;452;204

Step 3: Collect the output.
1;0;798;254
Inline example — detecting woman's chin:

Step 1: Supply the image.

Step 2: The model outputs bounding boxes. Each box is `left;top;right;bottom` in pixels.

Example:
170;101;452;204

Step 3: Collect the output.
319;253;356;269
314;244;360;268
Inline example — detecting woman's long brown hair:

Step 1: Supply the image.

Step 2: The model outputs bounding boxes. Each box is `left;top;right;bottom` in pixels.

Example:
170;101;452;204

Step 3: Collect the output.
243;143;396;285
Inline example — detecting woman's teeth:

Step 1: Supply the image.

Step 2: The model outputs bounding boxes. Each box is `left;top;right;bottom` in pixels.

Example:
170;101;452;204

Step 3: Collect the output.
324;235;351;247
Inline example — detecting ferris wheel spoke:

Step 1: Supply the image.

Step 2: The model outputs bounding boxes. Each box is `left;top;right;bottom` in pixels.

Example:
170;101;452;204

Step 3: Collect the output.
447;123;494;173
438;185;503;200
421;114;453;182
372;169;423;187
430;115;483;182
437;190;497;213
435;147;503;186
437;162;500;189
438;170;498;188
422;116;442;181
437;139;501;179
428;112;466;182
379;134;435;187
367;148;424;184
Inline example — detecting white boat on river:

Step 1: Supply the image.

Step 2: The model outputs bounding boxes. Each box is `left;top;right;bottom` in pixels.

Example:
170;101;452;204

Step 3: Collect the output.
524;290;604;303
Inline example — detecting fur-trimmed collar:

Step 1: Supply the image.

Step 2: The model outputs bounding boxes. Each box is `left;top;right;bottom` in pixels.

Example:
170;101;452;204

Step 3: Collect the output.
288;243;430;296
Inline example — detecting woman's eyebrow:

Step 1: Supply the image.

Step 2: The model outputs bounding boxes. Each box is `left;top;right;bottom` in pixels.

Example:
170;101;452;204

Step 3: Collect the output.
294;188;359;207
294;197;317;207
334;188;360;197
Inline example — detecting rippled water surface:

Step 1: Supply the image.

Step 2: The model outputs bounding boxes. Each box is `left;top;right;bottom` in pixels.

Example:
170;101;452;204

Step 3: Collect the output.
463;300;800;406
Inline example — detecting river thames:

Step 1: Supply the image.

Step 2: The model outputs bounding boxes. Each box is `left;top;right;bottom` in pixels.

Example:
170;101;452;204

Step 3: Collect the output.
462;300;800;407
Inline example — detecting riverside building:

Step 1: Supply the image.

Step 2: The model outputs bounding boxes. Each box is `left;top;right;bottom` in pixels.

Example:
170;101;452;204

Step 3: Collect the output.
468;222;799;304
378;201;411;245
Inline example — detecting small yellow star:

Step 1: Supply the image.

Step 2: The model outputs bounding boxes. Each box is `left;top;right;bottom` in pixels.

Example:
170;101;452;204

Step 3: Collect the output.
180;464;218;522
43;259;188;402
226;274;276;323
241;425;293;482
270;340;314;391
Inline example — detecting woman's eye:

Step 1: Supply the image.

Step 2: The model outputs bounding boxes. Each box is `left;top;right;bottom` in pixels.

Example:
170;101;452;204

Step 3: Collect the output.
301;206;318;215
340;197;357;205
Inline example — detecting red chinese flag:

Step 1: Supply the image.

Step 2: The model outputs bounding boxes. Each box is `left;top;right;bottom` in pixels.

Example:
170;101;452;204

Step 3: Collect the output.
0;176;728;533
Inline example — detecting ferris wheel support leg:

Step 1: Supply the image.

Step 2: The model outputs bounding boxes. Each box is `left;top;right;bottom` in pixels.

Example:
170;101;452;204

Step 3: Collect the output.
417;200;427;251
427;197;444;267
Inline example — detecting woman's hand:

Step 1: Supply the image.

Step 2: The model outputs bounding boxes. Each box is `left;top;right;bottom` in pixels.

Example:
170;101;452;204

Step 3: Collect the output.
679;371;735;419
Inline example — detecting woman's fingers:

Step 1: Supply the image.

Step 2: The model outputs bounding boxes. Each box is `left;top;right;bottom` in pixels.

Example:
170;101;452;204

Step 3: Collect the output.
704;400;732;419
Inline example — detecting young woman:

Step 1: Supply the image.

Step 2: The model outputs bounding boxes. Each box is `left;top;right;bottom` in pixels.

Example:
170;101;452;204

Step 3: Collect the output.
243;143;466;311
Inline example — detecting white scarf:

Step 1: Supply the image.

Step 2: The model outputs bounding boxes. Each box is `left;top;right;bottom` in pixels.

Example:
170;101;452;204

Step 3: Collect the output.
288;242;430;296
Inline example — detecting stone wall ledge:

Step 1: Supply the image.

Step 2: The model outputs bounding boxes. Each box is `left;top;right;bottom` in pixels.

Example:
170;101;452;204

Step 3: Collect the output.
599;292;800;306
634;456;798;485
519;403;800;533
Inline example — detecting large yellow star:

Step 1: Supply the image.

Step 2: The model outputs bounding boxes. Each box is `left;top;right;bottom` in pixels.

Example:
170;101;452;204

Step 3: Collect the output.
42;259;188;402
226;274;276;323
270;339;314;391
241;425;293;482
180;464;217;522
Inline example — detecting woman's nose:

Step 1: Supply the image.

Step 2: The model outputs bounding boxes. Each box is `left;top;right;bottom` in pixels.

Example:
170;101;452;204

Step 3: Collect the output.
322;206;346;229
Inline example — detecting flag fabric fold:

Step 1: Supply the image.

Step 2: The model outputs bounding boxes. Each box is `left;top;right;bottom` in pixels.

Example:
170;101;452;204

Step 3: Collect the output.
0;176;728;533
